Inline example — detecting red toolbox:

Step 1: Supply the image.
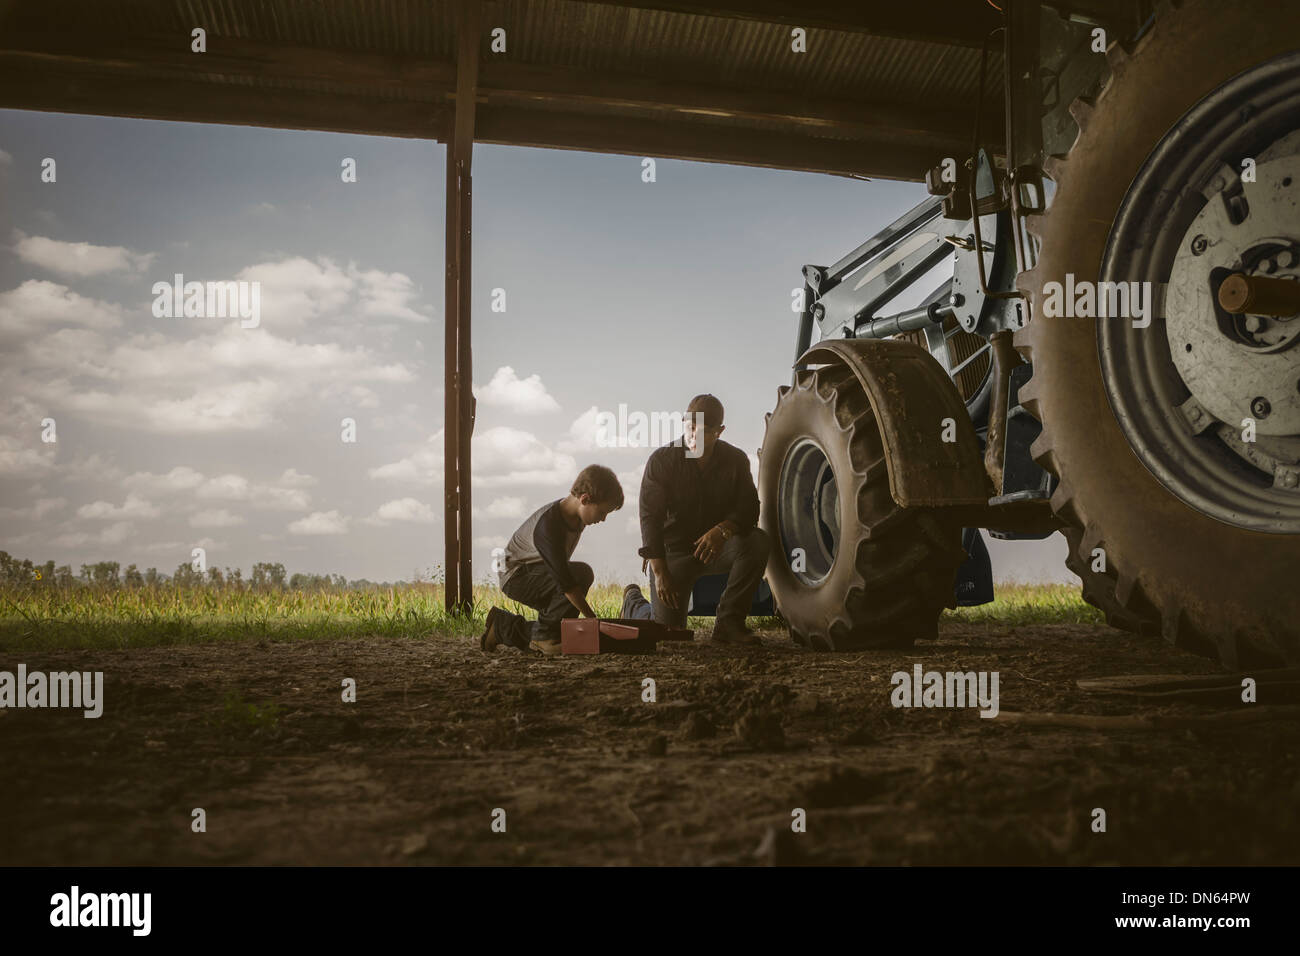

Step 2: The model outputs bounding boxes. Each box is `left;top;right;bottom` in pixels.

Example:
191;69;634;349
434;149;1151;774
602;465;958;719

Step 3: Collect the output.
560;618;694;655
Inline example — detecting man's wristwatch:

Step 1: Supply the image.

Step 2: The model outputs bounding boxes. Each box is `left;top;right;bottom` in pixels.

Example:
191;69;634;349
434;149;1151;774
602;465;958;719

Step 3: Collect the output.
719;525;733;541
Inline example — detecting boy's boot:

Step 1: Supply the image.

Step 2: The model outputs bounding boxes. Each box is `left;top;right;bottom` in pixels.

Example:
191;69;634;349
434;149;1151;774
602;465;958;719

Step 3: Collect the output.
480;607;505;652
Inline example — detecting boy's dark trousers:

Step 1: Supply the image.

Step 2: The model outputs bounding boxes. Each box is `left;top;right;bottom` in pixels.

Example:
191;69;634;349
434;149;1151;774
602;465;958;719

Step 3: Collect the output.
497;561;594;647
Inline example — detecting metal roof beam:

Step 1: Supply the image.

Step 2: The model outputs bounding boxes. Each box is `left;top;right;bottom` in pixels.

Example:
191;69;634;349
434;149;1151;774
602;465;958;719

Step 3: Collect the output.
0;31;989;163
475;105;949;180
478;61;985;147
0;65;447;138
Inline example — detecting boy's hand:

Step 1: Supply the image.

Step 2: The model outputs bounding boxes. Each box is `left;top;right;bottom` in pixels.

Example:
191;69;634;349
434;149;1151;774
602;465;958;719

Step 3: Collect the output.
566;589;598;619
693;526;727;563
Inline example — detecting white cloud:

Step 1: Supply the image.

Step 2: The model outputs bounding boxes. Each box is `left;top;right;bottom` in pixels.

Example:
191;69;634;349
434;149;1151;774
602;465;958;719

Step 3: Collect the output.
61;453;125;483
473;495;526;519
289;510;349;535
279;468;317;487
144;379;284;433
3;256;421;439
48;530;90;548
368;497;437;525
196;474;252;500
123;465;206;494
0;280;125;337
189;508;245;528
559;405;601;452
76;494;160;520
369;426;577;489
616;466;642;513
20;325;414;434
0;433;56;477
32;496;65;520
12;231;156;277
474;366;560;415
0;496;66;521
121;467;310;510
50;521;134;548
256;487;312;511
474;426;576;487
235;256;353;327
349;265;432;323
100;521;133;545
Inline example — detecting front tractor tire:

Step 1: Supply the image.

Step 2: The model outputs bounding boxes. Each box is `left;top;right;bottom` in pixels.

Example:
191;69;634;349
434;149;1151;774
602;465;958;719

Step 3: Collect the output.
759;365;966;650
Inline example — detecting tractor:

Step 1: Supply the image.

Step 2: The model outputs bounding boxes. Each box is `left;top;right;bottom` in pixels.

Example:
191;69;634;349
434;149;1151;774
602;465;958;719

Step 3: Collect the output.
758;0;1300;668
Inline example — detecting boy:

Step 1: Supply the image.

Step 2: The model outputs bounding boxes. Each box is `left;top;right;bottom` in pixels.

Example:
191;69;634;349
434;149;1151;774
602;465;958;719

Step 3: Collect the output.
480;464;624;658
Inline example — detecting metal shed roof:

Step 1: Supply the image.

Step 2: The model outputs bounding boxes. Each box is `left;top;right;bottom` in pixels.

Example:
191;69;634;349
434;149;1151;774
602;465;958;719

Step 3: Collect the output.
0;0;1040;181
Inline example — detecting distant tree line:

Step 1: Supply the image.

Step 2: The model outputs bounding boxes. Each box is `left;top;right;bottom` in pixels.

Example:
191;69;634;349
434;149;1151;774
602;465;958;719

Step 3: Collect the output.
0;551;406;590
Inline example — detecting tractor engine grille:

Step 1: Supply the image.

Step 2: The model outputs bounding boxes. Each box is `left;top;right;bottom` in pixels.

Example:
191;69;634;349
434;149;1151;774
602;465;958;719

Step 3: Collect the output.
894;317;990;403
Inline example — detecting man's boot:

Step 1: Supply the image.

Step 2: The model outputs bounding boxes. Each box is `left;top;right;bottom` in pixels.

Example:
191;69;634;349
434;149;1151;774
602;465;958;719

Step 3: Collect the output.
711;616;761;646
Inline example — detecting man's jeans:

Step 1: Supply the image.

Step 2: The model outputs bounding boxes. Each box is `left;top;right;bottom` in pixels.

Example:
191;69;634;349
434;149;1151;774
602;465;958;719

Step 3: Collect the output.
626;528;770;628
497;561;594;647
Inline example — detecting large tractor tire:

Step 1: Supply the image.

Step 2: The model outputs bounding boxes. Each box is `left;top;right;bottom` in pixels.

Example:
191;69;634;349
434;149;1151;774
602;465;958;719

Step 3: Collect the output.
1015;0;1300;667
758;364;966;650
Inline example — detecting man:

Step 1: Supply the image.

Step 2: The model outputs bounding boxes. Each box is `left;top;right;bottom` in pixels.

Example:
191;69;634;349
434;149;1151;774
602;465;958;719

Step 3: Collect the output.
622;394;770;645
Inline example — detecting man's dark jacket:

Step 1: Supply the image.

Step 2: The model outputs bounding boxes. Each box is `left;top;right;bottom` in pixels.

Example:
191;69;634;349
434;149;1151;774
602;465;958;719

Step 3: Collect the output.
638;438;759;560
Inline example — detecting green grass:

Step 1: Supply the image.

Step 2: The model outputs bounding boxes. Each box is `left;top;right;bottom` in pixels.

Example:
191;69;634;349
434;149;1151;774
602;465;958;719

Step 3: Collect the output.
944;581;1104;626
0;580;1097;650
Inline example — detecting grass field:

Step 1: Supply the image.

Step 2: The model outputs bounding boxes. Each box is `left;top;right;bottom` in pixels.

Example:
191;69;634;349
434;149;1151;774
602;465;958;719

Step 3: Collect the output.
0;579;1099;650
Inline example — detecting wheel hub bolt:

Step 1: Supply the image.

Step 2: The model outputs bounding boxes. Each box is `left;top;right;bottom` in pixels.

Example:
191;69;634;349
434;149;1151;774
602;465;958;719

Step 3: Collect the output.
1191;235;1208;255
1252;397;1271;418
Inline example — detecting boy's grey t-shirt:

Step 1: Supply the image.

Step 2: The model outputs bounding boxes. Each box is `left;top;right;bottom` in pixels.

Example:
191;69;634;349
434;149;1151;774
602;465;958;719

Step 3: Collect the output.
499;499;583;590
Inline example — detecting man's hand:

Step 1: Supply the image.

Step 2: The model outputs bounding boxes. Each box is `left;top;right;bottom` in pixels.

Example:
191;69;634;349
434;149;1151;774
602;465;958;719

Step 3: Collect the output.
650;558;679;610
693;525;728;564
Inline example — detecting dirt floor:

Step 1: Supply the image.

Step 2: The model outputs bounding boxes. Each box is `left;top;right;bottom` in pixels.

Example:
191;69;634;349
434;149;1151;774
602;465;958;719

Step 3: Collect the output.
4;618;1300;866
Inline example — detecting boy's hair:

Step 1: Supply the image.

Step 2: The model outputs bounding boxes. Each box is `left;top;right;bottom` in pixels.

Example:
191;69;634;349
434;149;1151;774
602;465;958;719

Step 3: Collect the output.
571;464;624;509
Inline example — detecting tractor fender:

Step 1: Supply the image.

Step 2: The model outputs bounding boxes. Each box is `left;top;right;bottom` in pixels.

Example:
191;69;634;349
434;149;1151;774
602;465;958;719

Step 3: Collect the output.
797;338;989;507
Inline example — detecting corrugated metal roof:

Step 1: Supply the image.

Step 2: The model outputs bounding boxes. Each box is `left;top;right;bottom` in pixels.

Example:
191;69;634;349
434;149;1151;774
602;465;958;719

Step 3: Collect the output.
0;0;1010;180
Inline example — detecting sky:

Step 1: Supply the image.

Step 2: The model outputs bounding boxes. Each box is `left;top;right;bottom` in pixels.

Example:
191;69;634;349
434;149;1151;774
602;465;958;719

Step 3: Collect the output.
0;107;1072;585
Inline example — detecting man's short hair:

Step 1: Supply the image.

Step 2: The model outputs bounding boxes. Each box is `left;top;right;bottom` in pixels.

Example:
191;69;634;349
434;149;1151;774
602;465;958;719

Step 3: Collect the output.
686;394;725;429
572;464;624;508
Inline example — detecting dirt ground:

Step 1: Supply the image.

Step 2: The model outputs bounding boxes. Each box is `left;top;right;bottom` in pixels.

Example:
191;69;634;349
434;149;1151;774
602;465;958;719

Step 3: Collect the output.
4;618;1300;866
